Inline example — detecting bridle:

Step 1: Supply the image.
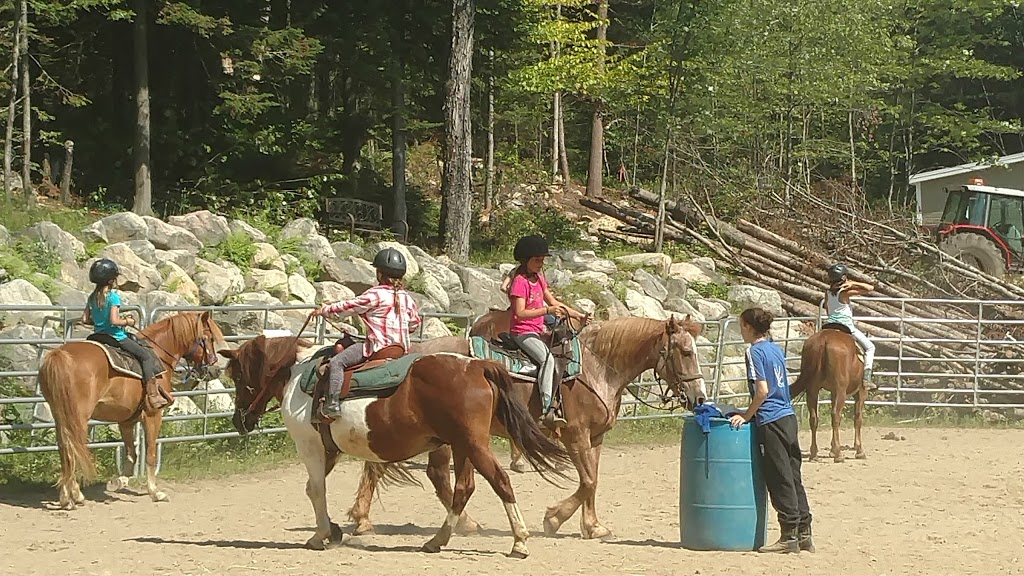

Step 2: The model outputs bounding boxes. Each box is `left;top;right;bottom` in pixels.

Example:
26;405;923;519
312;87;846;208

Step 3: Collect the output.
237;314;315;424
129;315;220;385
648;325;706;411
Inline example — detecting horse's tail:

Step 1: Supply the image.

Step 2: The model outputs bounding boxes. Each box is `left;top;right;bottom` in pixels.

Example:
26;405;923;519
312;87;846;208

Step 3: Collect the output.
482;361;572;486
790;333;827;399
39;347;97;484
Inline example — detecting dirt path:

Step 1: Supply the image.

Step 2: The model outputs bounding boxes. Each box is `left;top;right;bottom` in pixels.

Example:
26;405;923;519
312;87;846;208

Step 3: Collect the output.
3;426;1023;575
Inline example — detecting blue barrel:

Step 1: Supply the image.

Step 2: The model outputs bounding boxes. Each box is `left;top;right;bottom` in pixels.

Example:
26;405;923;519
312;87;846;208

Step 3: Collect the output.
679;415;768;551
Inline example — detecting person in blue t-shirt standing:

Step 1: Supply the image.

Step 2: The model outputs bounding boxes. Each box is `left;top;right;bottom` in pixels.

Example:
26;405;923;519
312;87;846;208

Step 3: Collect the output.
82;258;170;411
729;306;813;554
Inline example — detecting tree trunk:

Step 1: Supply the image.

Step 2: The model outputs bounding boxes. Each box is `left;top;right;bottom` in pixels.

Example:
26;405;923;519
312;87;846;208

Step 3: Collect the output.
439;0;474;262
558;97;569;185
131;0;153;216
586;0;608;197
391;10;408;240
484;49;495;212
653;133;671;253
551;92;560;180
3;0;21;201
60;140;73;204
19;0;31;204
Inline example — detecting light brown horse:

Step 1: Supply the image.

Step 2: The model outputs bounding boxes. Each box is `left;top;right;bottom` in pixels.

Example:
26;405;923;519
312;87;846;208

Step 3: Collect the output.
38;311;226;510
348;315;708;540
218;335;572;558
789;325;868;463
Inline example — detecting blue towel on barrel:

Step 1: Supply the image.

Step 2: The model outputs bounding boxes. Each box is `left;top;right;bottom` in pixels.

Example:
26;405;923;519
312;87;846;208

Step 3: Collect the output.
693;402;744;433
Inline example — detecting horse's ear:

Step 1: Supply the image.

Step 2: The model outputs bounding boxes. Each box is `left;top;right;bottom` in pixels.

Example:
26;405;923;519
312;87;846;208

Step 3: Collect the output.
667;316;679;334
199;310;212;325
683;314;702;338
218;349;236;359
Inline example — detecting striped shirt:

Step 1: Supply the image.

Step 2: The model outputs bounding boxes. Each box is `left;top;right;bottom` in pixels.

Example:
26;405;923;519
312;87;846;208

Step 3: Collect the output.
322;284;421;357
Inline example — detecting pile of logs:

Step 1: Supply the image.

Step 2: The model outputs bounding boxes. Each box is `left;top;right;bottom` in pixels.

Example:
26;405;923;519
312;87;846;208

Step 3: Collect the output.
582;185;1024;397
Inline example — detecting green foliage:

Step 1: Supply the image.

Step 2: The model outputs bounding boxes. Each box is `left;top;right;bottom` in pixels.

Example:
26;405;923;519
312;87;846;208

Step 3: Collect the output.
201;232;258;273
276;237;322;279
480;206;587;258
0;240;63;298
0;204;101;235
561;279;605;305
404;273;428;295
689;281;730;301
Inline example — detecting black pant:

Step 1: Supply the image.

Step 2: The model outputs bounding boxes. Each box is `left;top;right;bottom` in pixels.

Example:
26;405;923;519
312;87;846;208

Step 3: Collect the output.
89;333;162;383
758;414;812;530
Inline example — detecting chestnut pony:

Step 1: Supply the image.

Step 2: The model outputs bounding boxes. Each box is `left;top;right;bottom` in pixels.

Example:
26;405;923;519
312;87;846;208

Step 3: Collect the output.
219;336;572;558
348;314;709;541
37;311;226;510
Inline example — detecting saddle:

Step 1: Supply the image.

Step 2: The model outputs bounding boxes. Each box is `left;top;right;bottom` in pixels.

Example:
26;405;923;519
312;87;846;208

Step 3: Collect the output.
310;341;407;423
83;334;165;382
821;322;866;362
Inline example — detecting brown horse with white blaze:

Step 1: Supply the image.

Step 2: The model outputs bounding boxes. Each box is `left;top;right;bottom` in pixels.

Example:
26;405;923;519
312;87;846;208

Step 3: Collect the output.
38;311;226;509
789;326;869;462
347;315;708;540
219;336;572;558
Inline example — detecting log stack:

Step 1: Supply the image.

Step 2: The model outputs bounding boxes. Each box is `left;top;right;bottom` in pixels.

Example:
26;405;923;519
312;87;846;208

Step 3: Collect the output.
581;185;1024;399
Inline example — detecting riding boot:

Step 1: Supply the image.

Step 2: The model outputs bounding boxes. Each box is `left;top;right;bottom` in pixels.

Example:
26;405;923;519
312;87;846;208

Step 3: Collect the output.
798;523;815;553
145;378;171;411
758;524;799;554
539;407;567;429
863;368;877;391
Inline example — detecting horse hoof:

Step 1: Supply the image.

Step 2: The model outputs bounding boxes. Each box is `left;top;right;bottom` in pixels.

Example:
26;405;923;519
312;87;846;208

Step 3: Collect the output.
59;501;76;511
833;455;845;463
508;542;530;559
351;521;375;536
855;452;867;460
421;540;443;554
151;491;169;503
454;516;481;536
106;477;130;492
510;460;528;473
304;536;327;551
329;522;344;544
542;515;562;537
585;525;613;540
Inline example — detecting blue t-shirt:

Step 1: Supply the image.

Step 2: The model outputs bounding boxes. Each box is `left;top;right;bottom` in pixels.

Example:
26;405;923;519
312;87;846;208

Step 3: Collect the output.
745;339;795;426
89;290;127;341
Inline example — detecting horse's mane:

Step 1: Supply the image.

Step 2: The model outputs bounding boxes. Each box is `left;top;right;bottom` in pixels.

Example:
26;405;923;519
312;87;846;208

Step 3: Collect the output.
582;316;665;366
228;335;315;402
142;312;226;351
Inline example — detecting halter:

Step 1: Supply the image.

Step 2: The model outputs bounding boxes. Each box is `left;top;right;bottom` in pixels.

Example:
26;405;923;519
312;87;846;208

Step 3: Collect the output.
238;313;314;423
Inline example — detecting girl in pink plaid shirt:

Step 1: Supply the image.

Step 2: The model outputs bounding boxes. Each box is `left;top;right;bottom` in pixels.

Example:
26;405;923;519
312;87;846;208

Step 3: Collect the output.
310;248;421;415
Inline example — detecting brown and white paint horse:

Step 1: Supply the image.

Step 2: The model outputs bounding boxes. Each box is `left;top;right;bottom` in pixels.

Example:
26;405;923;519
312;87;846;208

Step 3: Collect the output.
347;315;709;540
219;336;572;558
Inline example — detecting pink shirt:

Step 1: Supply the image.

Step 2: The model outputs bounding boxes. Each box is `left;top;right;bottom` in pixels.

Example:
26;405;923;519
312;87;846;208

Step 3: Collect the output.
322;284;422;356
508;273;547;336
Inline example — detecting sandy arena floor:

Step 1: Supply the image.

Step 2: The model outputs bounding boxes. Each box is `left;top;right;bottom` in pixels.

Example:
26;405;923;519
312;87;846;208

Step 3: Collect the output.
2;426;1023;575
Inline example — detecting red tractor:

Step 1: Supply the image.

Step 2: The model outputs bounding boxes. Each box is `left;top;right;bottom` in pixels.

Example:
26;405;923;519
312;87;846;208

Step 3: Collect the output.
934;183;1024;277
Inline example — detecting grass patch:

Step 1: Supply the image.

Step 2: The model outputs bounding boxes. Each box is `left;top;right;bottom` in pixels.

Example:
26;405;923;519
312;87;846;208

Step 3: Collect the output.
277;236;322;279
0;239;64;298
404;273;428;294
689;281;730;301
562;278;605;304
200;232;258;273
0;202;103;234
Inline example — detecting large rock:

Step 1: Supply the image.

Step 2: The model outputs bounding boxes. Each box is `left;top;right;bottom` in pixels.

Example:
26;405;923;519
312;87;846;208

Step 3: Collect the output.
414;272;450;310
446;291;489;317
125;239;158;265
554;250;617;275
200;379;235;414
331;241;364;259
314;281;355;304
0;224;9;244
0;280;52;328
614;252;672;276
95;244;162;293
145;290;192;312
22;221;86;263
669;262;717;284
52;284;89;308
418;317;453;340
574;298;597;316
320;257;377;293
419;257;462;292
168;210;231;246
194;259;244;305
142;216;203;253
633;268;668;302
280;217;320;239
229;219;267;243
252;243;284;271
573;271;611;287
597;289;631;319
624;288;667;320
82;212;148;244
281;218;334;265
245;269;290;301
158;262;200;304
0;325;56;372
452;265;506;311
234;291;284;307
58;261;89;291
665;277;688;300
544;267;573;289
728;285;784;317
288;274;317;304
367;241;420;277
155;249;196;275
693;297;729;320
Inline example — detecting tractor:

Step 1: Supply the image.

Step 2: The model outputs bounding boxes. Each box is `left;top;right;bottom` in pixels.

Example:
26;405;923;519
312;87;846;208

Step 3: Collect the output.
934;182;1024;277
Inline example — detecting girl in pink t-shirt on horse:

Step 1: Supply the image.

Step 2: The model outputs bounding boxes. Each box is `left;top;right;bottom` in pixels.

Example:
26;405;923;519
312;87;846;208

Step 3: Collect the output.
505;235;590;429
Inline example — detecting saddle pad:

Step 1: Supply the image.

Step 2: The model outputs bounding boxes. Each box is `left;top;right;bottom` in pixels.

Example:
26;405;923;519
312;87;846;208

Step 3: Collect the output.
82;340;144;380
299;351;425;397
469;336;582;381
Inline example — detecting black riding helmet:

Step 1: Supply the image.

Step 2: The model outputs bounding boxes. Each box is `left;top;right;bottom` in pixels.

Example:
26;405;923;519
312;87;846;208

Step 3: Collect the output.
828;262;849;284
89;258;120;285
372;247;407;279
513;235;552;264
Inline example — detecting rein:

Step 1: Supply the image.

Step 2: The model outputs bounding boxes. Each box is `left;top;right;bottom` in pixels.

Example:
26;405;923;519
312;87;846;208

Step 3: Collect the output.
127;316;217;383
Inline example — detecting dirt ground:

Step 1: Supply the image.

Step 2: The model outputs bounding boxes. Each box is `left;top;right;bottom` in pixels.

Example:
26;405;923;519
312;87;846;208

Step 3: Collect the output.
2;426;1023;576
